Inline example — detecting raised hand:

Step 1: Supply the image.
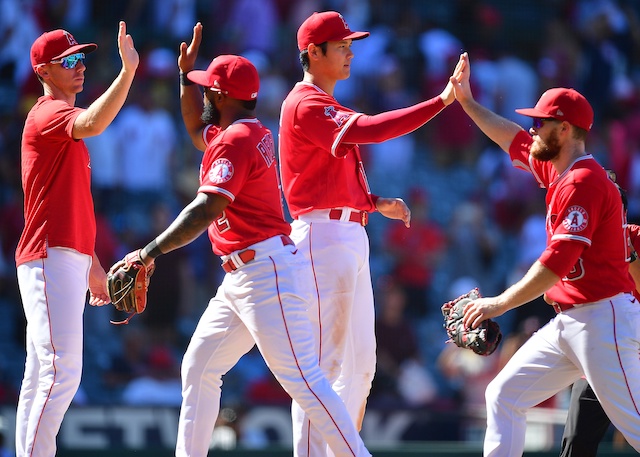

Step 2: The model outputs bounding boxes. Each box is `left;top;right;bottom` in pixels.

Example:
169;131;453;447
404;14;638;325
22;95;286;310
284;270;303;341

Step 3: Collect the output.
179;22;203;73
440;52;467;105
117;21;139;73
450;52;474;104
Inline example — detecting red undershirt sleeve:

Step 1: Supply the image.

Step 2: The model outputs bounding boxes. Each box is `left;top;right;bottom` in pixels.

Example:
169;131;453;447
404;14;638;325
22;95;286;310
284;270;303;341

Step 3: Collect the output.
371;194;380;210
538;239;587;279
342;96;446;144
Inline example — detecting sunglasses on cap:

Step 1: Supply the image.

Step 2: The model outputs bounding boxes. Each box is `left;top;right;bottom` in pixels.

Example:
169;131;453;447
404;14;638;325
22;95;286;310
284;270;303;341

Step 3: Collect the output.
532;117;557;129
49;52;86;69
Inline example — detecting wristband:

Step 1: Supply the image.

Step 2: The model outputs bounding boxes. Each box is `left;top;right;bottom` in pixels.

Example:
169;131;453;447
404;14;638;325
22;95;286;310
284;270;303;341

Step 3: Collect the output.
631;251;638;263
179;72;194;86
143;239;164;259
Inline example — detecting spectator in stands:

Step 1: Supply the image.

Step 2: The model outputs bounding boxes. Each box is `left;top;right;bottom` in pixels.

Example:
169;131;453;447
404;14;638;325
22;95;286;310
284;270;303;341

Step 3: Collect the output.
383;187;446;318
371;277;436;408
121;344;182;406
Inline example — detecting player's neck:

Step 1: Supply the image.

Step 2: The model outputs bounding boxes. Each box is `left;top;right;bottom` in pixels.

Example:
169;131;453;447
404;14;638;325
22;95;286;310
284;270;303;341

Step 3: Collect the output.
303;72;336;96
220;109;255;130
44;84;76;106
553;144;586;174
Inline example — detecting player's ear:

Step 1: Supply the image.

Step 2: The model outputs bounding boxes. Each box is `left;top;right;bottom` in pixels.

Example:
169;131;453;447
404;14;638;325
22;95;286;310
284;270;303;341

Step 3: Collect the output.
35;66;49;80
308;44;320;60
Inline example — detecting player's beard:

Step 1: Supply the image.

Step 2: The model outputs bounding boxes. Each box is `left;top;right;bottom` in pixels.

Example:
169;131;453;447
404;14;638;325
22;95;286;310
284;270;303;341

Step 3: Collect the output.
201;102;221;126
530;129;561;162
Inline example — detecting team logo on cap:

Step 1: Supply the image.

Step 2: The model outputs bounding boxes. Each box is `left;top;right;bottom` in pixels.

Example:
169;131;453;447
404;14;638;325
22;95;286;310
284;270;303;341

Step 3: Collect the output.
338;14;349;30
63;30;78;46
209;159;234;184
562;205;588;232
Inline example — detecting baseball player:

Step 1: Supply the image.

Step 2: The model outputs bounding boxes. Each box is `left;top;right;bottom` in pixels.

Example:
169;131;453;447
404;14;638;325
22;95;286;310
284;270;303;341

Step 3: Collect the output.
559;222;640;457
130;23;371;457
278;11;463;456
450;51;640;456
15;23;139;457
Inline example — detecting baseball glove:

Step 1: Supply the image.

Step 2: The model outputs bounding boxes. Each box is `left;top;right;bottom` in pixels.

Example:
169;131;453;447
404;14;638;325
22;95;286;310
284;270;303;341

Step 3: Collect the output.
441;287;502;356
107;250;155;325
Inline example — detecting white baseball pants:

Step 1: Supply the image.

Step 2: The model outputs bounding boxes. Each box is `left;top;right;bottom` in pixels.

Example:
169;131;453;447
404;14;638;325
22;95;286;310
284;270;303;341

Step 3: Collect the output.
290;213;376;457
15;247;90;457
176;235;371;457
484;293;640;456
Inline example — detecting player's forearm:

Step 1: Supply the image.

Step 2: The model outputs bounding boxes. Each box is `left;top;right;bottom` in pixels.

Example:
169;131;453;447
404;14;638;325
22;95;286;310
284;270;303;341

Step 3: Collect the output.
140;193;224;264
74;69;136;138
143;206;209;262
457;96;523;153
498;261;559;312
180;83;206;150
90;251;107;277
343;96;445;144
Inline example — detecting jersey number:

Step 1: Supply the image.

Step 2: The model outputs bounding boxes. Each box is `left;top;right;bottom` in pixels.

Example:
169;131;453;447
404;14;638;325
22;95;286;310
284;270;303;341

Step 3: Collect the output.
564;258;585;281
216;210;231;234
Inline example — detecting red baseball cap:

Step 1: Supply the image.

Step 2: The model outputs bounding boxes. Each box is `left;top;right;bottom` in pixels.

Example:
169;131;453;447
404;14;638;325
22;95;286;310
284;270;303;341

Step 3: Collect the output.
515;88;594;132
297;11;369;51
187;55;259;101
31;29;97;69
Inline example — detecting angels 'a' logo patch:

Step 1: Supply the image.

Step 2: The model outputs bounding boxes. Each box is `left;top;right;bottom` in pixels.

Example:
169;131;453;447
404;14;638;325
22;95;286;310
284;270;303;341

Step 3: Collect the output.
324;106;350;127
562;205;588;232
209;159;234;184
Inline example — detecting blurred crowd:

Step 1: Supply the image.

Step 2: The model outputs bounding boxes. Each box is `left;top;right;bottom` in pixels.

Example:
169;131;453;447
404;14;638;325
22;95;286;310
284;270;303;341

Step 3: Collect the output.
1;0;640;445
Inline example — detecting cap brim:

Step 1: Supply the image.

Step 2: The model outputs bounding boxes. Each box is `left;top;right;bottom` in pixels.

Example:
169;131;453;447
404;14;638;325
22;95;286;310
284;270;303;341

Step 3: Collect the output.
514;107;549;118
186;70;211;87
345;31;369;41
53;43;98;60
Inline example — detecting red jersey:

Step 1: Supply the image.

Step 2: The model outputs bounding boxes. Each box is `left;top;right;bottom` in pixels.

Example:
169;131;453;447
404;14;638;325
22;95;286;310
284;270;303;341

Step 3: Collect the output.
278;82;377;218
199;118;290;256
16;96;95;266
509;130;634;304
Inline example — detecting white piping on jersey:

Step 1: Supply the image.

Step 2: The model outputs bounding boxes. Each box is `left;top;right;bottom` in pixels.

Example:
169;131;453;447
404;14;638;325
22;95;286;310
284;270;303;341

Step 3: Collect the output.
551;233;592;246
513;158;531;173
296;81;324;92
549;155;595;187
230;118;260;126
202;119;261;145
332;113;362;157
199;185;235;201
525;154;595;189
202;124;214;145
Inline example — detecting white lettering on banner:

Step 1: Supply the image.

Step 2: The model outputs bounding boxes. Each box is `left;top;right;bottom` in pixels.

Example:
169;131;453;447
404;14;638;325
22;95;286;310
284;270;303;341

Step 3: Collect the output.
59;407;178;449
0;405;568;451
62;409;109;448
0;406;444;450
238;406;294;444
361;411;414;445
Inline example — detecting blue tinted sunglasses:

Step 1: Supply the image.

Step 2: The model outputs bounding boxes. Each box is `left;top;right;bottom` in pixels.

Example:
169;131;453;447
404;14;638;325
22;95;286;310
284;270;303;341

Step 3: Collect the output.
532;117;555;129
50;53;86;69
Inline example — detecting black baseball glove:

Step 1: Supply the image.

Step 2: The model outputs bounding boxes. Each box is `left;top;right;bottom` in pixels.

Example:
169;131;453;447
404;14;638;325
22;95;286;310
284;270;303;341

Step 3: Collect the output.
441;287;502;356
